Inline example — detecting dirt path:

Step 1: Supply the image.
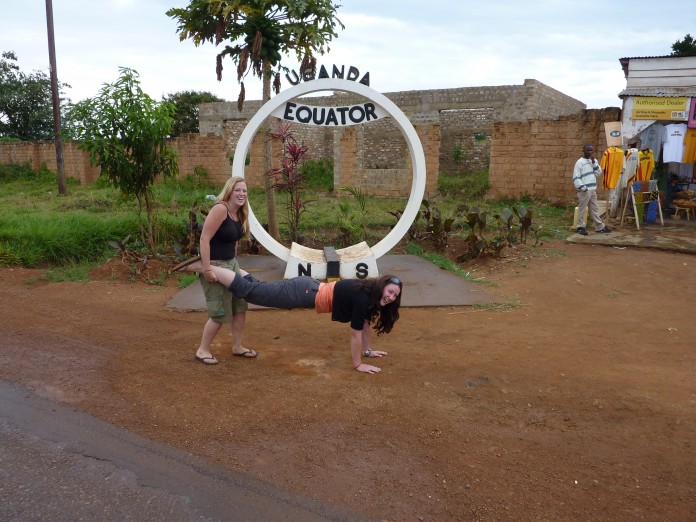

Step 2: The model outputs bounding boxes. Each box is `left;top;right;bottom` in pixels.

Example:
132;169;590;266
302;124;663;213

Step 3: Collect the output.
1;240;695;521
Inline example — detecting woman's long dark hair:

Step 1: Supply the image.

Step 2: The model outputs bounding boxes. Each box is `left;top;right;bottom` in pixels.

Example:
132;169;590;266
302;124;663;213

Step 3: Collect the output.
355;275;402;335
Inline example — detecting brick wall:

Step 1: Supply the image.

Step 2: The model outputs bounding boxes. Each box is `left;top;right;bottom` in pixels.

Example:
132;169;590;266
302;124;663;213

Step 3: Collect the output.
171;133;231;185
0;135;233;186
488;108;622;203
202;79;587;184
1;81;607;204
0;140;100;184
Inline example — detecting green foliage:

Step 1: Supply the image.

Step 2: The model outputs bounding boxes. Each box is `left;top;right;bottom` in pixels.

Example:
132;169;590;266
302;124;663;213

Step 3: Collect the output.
512;204;538;244
438;170;490;199
671;34;696;56
162;90;225;136
391;199;455;252
167;1;344;108
301;158;334;191
0;162;575;288
0;162;55;183
176;272;199;289
64;67;178;251
455;203;540;262
41;263;94;283
0;211;137;266
405;242;494;285
451;144;466;166
337;186;368;247
0;51;71;140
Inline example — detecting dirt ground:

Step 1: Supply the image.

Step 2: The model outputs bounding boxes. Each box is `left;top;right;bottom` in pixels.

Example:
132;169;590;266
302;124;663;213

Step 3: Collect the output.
1;239;695;521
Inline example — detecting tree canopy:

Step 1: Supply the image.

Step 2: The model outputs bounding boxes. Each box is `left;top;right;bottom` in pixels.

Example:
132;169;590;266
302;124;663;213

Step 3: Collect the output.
671;34;696;56
163;90;226;136
167;0;343;109
0;51;70;141
65;68;178;251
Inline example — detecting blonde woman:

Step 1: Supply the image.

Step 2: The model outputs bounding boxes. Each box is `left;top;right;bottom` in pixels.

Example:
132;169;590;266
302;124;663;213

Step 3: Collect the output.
195;176;257;365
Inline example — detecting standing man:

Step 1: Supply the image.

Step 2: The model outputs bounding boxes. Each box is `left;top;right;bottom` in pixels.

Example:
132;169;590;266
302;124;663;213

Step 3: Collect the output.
573;144;612;235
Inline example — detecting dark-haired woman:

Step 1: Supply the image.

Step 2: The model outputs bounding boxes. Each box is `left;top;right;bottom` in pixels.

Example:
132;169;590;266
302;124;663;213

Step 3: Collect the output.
188;263;402;374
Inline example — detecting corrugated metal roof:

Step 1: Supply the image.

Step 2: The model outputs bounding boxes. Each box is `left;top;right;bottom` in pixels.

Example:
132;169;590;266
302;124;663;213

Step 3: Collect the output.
619;87;696;97
619;55;677;61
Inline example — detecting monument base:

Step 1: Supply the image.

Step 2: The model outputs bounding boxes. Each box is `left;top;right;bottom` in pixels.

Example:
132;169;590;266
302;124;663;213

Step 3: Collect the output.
283;241;379;280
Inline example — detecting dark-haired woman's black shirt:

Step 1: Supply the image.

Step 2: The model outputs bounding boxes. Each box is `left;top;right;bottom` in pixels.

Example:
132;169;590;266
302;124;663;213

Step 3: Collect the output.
331;280;371;330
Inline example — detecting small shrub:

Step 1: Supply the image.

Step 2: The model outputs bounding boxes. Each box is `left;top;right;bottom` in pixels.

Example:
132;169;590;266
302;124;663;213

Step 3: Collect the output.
301;158;334;192
337;186;368;247
451;144;467;166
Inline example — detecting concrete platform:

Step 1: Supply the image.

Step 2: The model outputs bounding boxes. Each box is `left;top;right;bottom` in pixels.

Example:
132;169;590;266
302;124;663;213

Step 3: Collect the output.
166;254;499;311
566;218;696;254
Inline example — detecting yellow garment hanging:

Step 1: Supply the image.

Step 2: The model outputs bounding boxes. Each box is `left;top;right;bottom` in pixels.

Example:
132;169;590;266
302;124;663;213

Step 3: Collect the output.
683;129;696;163
637;149;655;181
600;146;625;189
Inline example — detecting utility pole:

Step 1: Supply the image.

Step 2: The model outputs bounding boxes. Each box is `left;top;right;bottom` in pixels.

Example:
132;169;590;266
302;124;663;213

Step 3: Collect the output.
45;0;67;195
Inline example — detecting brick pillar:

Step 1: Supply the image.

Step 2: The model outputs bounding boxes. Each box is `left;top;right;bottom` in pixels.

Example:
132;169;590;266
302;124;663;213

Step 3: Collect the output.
414;123;441;196
334;127;359;190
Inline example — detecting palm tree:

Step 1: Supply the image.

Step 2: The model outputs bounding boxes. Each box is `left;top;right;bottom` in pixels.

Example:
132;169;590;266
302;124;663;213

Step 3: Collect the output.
167;0;343;240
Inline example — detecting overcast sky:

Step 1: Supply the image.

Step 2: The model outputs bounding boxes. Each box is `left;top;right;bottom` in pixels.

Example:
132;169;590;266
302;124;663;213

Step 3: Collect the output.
3;1;694;110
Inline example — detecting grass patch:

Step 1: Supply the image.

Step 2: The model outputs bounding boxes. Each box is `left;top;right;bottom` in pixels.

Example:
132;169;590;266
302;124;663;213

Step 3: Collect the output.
176;273;199;289
0;162;574;285
437;170;490;200
473;300;521;311
405;242;496;286
41;262;95;283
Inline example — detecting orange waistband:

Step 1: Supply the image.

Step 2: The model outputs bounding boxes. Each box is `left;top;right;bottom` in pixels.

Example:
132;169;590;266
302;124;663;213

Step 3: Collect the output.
315;281;336;314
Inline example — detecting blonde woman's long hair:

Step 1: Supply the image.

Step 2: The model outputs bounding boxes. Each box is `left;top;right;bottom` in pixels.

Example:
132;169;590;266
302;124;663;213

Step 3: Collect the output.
216;176;250;239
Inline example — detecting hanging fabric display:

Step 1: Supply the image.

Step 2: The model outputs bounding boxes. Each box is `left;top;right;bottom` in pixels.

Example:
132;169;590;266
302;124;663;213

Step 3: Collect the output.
662;123;687;162
600;146;625;189
623;147;639;185
639;124;666;162
683;128;696;163
637;148;655;181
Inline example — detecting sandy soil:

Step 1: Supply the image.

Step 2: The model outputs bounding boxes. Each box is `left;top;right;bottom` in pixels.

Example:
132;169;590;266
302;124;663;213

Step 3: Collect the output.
1;240;695;521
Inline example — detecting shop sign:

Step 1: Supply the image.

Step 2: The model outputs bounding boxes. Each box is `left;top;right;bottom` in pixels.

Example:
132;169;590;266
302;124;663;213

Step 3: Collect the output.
631;97;688;120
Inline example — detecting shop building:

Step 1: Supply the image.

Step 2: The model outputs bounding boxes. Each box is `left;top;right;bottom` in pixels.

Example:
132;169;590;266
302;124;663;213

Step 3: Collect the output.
618;55;696;187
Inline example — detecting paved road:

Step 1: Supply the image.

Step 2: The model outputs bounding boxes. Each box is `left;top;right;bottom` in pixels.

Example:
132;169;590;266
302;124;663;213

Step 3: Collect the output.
0;380;371;522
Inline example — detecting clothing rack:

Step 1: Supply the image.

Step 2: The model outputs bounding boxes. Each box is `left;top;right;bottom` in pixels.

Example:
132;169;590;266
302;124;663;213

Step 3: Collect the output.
619;180;663;230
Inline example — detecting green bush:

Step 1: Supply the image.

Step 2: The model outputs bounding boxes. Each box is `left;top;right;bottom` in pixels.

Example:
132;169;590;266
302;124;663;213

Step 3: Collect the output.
0;162;55;183
438;170;490;199
301;158;334;191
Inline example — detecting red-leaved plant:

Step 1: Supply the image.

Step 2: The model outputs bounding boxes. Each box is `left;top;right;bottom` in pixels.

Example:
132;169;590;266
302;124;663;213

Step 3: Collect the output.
266;122;313;244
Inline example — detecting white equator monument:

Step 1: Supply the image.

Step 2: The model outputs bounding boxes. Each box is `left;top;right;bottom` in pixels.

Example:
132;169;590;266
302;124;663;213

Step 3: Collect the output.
231;77;426;280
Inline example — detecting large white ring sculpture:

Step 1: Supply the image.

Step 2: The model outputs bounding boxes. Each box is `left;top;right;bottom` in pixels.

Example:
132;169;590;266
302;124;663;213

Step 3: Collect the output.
232;78;426;260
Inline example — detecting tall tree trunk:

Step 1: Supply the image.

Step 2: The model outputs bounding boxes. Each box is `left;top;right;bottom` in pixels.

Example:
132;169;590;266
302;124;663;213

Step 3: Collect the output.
262;61;280;240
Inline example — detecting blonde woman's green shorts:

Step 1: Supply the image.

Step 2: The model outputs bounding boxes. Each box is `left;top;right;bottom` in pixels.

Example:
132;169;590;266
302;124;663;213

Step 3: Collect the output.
199;258;248;323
